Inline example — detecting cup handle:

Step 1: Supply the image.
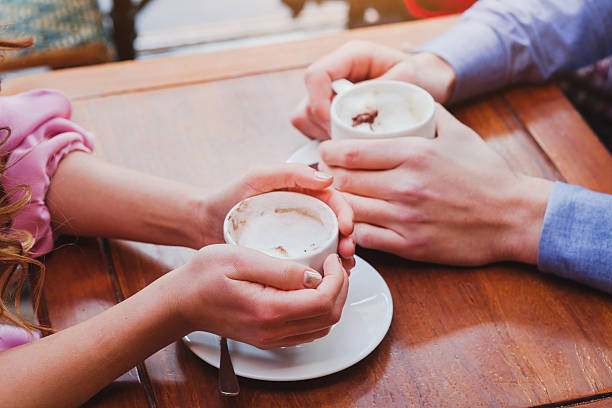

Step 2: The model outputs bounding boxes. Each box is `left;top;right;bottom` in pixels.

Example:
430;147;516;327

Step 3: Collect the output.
331;79;354;95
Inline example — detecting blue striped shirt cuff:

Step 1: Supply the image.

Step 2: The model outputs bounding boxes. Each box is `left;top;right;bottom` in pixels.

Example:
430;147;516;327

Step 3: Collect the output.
538;182;612;293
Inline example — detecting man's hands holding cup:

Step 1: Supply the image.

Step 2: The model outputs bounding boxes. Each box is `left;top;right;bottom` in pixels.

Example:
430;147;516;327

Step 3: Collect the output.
318;104;554;266
291;41;456;140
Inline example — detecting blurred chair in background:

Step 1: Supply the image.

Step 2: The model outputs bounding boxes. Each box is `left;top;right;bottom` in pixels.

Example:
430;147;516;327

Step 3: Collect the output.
110;0;153;61
0;0;114;72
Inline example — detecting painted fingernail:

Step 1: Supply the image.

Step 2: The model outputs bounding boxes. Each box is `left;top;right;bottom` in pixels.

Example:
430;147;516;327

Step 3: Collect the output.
304;269;323;288
314;171;332;180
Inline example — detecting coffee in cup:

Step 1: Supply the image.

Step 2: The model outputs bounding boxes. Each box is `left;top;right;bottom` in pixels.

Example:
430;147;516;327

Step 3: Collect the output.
330;79;435;140
223;191;339;271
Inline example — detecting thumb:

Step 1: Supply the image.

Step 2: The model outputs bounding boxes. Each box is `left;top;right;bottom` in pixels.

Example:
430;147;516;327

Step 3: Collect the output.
434;103;480;142
241;163;333;195
227;246;324;290
378;61;416;82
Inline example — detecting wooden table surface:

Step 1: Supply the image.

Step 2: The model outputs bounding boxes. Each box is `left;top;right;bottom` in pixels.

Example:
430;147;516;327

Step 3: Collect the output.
7;15;612;408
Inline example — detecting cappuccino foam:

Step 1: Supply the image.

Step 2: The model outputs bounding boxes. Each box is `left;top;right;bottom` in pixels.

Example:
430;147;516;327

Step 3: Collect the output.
226;194;336;259
336;88;424;133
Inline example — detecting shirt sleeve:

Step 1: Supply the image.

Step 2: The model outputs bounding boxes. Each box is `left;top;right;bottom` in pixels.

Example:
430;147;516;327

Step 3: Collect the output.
0;89;95;257
538;182;612;294
415;0;612;102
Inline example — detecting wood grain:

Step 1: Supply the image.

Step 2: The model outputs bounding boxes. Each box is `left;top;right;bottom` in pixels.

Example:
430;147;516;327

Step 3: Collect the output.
64;67;612;407
39;237;151;408
503;85;612;193
3;15;459;100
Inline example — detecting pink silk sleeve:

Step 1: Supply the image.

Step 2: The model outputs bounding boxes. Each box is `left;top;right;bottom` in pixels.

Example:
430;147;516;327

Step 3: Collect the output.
0;324;40;351
0;89;95;257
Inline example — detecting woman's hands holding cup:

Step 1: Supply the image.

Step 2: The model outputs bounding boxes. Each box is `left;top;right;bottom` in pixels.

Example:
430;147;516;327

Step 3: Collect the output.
202;163;355;270
174;163;354;348
291;41;456;140
169;244;349;349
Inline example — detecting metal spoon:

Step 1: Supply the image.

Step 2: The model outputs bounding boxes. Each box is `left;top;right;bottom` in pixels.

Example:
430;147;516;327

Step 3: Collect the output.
218;337;240;396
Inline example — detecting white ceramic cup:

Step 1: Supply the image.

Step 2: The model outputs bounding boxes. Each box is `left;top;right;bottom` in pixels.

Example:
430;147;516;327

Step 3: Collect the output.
223;191;339;272
330;79;435;140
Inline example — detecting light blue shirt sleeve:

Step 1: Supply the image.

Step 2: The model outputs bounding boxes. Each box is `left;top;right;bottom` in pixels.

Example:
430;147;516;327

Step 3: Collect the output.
416;0;612;102
415;1;612;293
538;183;612;294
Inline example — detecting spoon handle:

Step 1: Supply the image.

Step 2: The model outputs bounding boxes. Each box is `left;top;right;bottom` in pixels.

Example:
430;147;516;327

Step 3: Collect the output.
218;337;240;396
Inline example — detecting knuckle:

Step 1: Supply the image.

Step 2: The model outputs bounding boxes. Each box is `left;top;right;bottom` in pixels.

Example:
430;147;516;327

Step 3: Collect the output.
332;171;351;191
405;141;434;168
401;234;429;258
291;112;305;129
254;305;278;326
229;252;249;271
303;65;319;85
311;103;329;121
332;308;343;324
323;294;336;312
343;146;362;166
396;207;424;224
280;264;296;288
326;308;342;326
312;295;334;316
389;180;427;200
243;166;270;192
253;332;272;348
354;225;373;248
318;146;332;164
343;40;371;52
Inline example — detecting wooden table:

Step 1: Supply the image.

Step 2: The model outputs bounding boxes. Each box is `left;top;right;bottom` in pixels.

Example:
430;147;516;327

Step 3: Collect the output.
6;15;612;408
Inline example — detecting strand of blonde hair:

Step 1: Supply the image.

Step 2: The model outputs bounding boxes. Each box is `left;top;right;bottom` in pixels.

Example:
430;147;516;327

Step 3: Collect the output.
0;39;51;332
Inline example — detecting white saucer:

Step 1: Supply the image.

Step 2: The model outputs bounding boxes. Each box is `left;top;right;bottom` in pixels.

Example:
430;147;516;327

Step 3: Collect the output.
182;255;393;381
286;139;321;166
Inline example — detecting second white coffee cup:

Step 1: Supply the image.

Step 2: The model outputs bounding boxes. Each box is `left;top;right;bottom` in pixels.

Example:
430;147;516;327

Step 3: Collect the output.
330;79;435;140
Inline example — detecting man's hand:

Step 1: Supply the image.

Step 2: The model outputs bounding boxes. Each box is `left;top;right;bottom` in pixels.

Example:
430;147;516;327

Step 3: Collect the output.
318;104;554;266
291;41;456;140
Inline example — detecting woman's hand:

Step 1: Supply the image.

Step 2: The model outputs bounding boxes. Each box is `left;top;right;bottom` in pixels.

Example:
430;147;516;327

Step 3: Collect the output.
291;41;456;140
318;104;554;266
0;243;349;407
201;163;355;269
170;244;349;349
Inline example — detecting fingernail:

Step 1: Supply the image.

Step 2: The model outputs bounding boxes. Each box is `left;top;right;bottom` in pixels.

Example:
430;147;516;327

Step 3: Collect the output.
314;171;332;180
304;269;323;288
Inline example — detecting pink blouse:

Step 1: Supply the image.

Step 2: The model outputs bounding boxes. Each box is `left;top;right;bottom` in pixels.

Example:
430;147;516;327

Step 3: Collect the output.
0;89;94;351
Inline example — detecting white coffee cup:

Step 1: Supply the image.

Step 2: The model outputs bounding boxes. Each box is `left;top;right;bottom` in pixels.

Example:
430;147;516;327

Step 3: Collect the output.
223;191;339;272
330;79;435;140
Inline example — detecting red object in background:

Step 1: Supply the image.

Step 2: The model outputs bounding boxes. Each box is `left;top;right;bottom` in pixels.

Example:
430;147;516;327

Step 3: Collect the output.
403;0;477;18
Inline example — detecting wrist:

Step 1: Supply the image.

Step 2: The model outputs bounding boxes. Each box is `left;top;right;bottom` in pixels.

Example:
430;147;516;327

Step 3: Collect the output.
410;52;456;103
183;193;215;249
501;176;554;264
145;268;197;337
124;271;193;343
